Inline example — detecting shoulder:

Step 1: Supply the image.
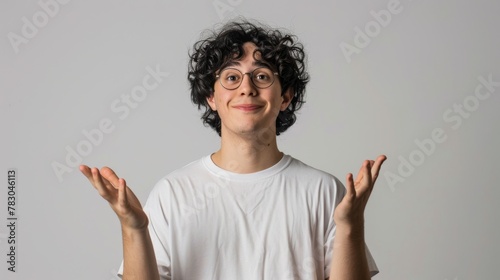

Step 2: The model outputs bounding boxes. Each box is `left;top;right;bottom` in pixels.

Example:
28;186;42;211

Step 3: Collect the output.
285;155;341;184
161;156;210;182
287;155;346;196
147;156;208;194
282;155;346;198
283;155;346;215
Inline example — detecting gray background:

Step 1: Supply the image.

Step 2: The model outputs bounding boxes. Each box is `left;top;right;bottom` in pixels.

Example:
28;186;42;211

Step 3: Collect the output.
1;0;499;279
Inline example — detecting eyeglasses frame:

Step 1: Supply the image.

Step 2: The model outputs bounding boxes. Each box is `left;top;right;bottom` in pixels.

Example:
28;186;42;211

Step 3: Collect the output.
215;67;279;90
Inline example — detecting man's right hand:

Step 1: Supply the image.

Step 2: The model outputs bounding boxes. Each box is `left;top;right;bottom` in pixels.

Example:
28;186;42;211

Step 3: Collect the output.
79;165;149;230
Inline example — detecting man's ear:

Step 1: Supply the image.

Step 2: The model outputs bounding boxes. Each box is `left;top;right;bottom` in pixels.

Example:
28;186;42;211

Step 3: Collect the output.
280;88;293;111
207;92;217;111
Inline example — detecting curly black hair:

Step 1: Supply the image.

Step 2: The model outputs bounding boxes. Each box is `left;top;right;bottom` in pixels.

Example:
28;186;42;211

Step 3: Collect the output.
188;20;309;136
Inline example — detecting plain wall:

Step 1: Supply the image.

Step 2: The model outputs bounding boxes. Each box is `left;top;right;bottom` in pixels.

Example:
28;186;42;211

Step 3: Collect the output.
1;0;499;279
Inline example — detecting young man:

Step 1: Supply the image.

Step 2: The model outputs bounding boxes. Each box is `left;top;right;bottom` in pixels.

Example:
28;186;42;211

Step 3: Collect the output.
80;21;386;280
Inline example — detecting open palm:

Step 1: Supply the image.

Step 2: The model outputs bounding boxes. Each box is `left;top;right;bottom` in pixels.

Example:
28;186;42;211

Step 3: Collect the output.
334;155;387;228
80;165;149;230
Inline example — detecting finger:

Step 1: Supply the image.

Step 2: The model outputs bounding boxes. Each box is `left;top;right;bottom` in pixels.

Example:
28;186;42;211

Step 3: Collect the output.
345;173;355;200
100;167;120;190
91;167;105;191
92;167;113;188
92;167;115;200
367;160;375;169
79;165;94;182
370;155;387;182
354;161;366;183
118;178;127;208
359;160;372;192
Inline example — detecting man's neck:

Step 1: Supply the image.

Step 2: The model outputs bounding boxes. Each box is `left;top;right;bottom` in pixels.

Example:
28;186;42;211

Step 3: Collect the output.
211;128;283;174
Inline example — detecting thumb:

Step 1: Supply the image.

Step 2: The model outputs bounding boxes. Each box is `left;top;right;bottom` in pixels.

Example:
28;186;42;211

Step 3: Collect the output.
345;173;356;200
117;178;127;208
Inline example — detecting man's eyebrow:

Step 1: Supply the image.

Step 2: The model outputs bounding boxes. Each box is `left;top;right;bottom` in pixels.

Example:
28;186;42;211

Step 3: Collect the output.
224;60;241;68
222;60;272;69
253;60;272;68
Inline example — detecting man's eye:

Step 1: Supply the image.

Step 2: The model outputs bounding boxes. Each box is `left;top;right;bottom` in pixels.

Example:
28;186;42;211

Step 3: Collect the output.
255;73;270;81
226;75;239;82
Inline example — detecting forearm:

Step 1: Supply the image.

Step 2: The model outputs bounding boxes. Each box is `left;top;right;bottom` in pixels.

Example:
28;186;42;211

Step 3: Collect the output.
121;226;160;280
329;225;370;280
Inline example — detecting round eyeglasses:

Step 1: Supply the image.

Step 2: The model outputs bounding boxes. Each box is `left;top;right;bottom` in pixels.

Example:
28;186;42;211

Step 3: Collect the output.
215;67;279;90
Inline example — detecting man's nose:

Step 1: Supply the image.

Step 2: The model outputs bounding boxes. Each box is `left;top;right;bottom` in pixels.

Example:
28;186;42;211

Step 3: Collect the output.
239;73;256;96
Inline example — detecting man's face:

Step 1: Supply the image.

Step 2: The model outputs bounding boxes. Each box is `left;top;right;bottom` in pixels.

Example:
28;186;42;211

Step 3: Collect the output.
207;42;292;138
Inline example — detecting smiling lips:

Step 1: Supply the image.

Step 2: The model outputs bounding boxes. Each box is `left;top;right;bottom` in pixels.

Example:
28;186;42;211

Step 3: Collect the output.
232;104;263;111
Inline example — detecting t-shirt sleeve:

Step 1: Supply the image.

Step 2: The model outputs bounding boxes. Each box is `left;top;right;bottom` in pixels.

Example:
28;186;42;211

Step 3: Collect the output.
323;176;379;278
116;178;173;280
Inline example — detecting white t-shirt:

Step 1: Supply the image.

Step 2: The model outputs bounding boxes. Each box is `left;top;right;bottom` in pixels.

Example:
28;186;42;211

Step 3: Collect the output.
118;154;378;279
